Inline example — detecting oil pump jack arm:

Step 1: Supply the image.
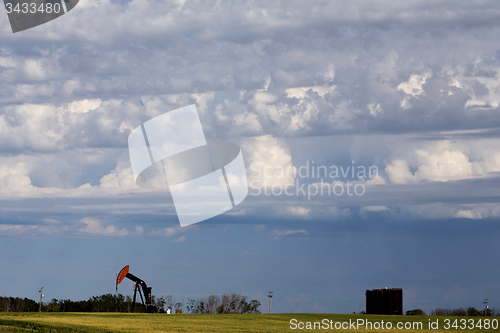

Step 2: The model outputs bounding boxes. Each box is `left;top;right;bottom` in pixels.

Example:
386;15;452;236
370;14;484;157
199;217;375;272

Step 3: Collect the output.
125;272;153;305
116;265;157;313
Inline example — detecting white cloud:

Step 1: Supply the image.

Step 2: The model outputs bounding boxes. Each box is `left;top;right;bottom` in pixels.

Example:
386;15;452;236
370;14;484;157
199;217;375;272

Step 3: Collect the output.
397;72;431;97
366;174;386;186
173;236;186;242
382;203;500;221
233;111;262;133
285;206;311;217
283;83;336;132
24;60;47;81
359;205;390;218
0;162;34;196
0;99;140;152
149;225;195;238
384;139;500;184
98;161;138;192
364;206;389;212
367;102;383;116
67;99;102;114
0;224;67;236
164;226;183;237
78;217;129;237
385;160;415;185
0;217;142;238
285;86;334;99
414;149;473;182
249;91;282;124
243;135;296;189
271;229;308;239
454;210;482;219
0;156;148;199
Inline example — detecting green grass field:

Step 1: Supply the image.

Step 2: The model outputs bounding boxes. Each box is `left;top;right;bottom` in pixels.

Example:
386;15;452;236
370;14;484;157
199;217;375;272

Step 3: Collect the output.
0;313;498;332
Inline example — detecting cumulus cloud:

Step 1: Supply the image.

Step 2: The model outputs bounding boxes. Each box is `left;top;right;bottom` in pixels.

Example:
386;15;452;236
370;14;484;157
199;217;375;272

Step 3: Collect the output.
271;229;308;239
134;226;144;235
385;140;500;184
454;210;483;220
385;160;415;185
149;225;195;238
0;155;149;199
285;206;311;217
0;162;34;196
4;1;500;137
0;99;143;153
98;160;138;192
173;236;186;242
415;150;473;182
382;203;500;220
397;72;431;97
0;224;68;236
363;206;390;212
359;205;390;218
0;217;142;237
3;0;500;225
367;102;383;116
243;135;296;188
78;217;129;236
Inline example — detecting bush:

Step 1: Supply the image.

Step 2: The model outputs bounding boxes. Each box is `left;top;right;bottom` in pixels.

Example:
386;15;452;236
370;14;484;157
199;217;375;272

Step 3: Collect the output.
406;309;426;315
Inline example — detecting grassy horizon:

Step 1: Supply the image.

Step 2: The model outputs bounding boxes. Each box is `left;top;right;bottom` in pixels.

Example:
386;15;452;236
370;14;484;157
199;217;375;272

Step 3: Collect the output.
0;312;498;332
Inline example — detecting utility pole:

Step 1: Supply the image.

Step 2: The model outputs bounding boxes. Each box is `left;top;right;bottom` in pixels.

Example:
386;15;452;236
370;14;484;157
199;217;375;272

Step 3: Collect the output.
268;292;273;314
484;299;489;317
38;287;44;312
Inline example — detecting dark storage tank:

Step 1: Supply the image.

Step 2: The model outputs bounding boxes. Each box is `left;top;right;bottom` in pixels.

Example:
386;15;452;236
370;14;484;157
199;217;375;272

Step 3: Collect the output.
365;288;402;315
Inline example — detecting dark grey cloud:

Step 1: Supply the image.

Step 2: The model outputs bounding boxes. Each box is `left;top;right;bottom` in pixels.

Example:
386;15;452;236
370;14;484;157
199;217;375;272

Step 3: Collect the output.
1;0;500;222
1;1;500;137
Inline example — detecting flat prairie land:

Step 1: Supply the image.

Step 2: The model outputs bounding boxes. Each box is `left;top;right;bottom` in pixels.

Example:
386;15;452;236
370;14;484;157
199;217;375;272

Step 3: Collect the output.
0;313;497;332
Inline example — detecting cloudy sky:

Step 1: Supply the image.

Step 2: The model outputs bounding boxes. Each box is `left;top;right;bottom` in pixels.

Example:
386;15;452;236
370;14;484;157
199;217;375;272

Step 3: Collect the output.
1;0;499;314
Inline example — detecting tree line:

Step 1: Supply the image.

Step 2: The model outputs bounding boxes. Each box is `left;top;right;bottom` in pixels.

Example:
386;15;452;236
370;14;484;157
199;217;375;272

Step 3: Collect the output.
429;307;499;317
405;307;499;316
0;297;38;312
186;294;261;314
0;293;260;314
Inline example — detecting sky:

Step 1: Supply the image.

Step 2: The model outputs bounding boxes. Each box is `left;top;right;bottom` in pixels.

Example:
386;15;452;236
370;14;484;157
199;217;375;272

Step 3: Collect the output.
0;0;500;314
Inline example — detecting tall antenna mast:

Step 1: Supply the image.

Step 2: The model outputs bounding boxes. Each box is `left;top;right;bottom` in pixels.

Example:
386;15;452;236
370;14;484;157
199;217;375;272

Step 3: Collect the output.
268;292;273;314
38;287;44;312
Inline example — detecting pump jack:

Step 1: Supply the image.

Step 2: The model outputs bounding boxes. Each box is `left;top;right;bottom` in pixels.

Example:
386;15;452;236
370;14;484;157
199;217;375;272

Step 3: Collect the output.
116;265;157;313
